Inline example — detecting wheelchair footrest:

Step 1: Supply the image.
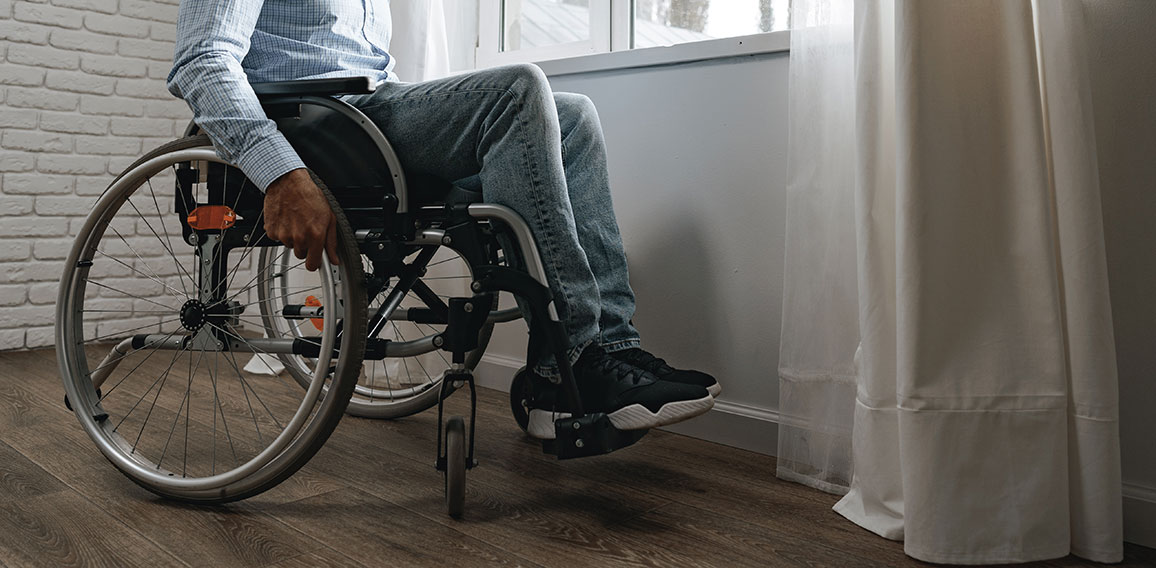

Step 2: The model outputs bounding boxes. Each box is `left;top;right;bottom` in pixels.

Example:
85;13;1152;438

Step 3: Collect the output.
542;413;647;460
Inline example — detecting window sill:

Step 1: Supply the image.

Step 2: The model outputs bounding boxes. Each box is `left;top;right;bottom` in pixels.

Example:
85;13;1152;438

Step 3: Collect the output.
534;30;790;77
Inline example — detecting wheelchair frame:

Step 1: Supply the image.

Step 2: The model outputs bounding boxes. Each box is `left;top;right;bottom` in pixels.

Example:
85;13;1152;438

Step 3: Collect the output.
56;77;646;516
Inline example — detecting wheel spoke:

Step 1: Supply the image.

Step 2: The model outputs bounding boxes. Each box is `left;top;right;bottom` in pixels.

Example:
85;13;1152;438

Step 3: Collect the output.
219;253;306;308
207;321;297;394
85;279;182;311
93;248;187;299
424;256;459;269
146;177;196;299
207;322;288;429
107;225;177;297
398;324;436;385
222;347;264;446
219;207;265;299
112;338;187;433
206;351;239;473
228;283;323;311
216;172;254;300
84;316;182;344
156;343;207;471
97;329;183;400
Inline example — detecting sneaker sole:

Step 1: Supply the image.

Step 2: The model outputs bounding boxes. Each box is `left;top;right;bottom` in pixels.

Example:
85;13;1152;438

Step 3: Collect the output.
526;395;715;440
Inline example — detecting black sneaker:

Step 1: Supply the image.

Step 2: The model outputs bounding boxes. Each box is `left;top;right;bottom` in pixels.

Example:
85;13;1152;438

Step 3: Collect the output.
526;346;714;439
610;348;721;397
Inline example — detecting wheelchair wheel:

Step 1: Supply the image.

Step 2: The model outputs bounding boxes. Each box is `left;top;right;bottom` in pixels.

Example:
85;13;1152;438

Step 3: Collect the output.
444;415;466;518
56;135;367;503
259;244;497;419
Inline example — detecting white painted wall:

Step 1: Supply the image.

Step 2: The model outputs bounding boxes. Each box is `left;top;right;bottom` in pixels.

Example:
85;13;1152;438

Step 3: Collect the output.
476;51;790;454
1081;0;1156;549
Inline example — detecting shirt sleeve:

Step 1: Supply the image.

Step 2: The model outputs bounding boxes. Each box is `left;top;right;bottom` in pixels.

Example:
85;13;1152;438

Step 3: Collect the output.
167;0;304;191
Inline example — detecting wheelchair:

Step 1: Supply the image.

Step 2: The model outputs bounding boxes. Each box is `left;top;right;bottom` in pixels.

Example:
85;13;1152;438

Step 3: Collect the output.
54;77;648;517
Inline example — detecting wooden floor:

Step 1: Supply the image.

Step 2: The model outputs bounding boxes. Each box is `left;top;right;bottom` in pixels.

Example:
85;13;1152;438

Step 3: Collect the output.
1;349;1153;568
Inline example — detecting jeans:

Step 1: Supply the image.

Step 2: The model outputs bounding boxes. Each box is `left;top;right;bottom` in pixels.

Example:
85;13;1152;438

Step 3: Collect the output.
343;63;641;371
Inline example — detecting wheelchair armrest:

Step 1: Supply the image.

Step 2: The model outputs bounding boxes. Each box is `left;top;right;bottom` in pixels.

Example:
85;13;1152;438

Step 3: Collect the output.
251;76;379;99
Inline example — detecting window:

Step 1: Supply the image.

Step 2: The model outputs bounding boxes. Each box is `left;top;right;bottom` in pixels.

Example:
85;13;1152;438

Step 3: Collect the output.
475;0;790;68
633;0;789;49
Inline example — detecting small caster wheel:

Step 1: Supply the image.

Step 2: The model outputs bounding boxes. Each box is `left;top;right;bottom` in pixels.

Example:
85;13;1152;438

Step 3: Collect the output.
64;388;101;412
509;367;532;433
444;416;466;518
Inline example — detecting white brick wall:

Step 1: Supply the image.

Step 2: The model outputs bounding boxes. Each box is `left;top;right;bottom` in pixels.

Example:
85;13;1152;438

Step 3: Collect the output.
0;0;192;350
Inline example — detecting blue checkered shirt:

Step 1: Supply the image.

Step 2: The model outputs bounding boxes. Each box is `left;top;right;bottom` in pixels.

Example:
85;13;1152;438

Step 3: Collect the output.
167;0;396;190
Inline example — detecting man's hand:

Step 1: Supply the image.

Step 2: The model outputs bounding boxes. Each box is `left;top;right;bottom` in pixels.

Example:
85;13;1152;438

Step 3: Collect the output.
263;169;340;272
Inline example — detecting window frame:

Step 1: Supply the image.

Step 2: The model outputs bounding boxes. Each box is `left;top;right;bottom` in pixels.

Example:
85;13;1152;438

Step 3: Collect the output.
477;0;631;68
535;29;790;77
476;0;788;71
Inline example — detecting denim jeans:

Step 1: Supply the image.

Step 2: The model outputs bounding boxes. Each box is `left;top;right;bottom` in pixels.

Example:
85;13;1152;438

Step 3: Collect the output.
344;63;641;371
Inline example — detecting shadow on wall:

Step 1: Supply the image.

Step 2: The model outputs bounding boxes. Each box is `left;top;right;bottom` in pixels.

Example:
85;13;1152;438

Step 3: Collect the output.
625;207;726;386
1083;0;1156;526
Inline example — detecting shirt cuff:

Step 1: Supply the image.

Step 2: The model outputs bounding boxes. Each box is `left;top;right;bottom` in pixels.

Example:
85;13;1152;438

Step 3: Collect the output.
232;132;307;191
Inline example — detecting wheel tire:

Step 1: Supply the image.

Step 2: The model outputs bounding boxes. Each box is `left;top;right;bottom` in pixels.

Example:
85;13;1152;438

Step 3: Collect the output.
509;367;532;433
56;136;367;503
445;416;467;519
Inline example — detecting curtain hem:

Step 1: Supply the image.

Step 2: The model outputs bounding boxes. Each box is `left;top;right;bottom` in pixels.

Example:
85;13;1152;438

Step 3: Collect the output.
776;466;850;495
902;543;1070;566
833;493;904;541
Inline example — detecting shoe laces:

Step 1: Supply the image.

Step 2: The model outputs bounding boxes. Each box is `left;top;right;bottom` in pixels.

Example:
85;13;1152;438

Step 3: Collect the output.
579;349;651;386
622;349;673;375
597;357;651;385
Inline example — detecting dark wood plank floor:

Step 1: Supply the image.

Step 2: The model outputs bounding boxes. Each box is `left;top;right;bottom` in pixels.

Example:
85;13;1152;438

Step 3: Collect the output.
1;348;1153;567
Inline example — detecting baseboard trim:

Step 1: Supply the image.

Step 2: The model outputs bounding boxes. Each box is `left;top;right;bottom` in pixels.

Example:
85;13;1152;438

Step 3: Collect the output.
474;353;779;456
1124;482;1156;548
659;399;778;456
474;353;525;392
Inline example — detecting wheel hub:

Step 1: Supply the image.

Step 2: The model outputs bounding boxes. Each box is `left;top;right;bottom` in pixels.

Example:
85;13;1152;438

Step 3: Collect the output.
180;300;207;331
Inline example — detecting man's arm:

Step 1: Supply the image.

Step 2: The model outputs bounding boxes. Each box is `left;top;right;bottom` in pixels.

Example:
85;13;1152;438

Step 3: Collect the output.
167;0;338;270
167;0;301;190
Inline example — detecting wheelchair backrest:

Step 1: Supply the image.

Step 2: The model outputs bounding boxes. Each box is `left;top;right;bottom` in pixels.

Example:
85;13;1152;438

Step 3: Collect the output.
183;95;456;232
265;96;401;229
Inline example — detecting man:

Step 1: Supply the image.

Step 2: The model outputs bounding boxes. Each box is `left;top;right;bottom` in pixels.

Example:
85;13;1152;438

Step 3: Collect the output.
168;0;720;438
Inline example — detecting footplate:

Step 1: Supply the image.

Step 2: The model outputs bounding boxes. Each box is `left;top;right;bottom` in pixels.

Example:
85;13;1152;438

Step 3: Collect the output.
542;414;647;460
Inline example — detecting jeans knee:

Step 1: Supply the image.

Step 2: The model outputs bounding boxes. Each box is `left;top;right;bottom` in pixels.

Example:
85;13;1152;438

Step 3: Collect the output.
495;62;551;102
554;92;602;149
555;92;596;119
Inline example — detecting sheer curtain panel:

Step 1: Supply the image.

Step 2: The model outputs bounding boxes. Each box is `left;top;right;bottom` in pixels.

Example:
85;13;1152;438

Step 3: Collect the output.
390;0;453;82
777;0;1123;563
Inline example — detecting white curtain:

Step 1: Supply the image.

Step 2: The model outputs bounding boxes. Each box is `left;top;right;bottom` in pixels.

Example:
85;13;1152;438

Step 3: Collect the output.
390;0;480;82
777;0;1123;563
389;0;453;82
